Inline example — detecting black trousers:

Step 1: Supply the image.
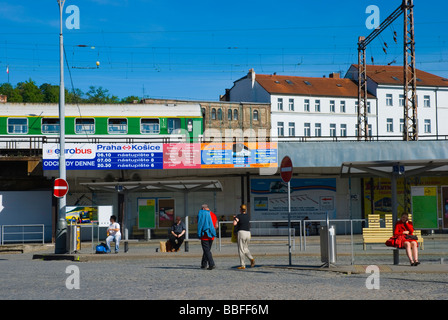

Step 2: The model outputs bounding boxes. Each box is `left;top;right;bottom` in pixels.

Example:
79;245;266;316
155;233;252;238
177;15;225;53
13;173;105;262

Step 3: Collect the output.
201;239;215;268
169;234;185;251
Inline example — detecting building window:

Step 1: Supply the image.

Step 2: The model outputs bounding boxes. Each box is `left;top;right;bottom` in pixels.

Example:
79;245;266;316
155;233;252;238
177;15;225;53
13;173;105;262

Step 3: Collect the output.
340;101;346;113
386;94;393;106
253;110;259;121
304;123;311;137
168;118;181;134
228;109;232;121
277;98;283;111
315;123;321;137
386;118;393;132
304;99;310;112
400;119;404;133
108;118;127;134
340;124;347;137
7;118;28;134
42;118;60;134
211;108;216;120
75;118;95;134
330;100;335;113
424;119;431;133
277;122;284;137
141;119;159;134
330;123;336;137
399;94;405;107
217;108;222;120
288;98;294;111
315;100;321;112
233;109;239;121
424;95;431;108
288;122;295;136
368;124;372;137
367;102;371;114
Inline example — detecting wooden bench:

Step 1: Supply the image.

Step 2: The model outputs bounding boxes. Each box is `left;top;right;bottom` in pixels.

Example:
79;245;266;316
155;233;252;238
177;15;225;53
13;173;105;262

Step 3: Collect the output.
362;214;423;250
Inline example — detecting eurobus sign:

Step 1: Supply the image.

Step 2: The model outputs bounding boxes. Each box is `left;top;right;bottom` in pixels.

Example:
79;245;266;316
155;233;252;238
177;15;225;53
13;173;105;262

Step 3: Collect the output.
42;142;277;171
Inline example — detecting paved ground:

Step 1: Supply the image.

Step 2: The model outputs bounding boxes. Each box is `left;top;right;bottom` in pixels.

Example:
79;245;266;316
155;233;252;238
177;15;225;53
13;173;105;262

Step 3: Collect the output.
1;239;447;303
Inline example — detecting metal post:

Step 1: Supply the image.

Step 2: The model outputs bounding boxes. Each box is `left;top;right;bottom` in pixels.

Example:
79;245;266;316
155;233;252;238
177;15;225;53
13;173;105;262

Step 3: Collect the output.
55;0;68;254
288;181;292;266
391;173;399;265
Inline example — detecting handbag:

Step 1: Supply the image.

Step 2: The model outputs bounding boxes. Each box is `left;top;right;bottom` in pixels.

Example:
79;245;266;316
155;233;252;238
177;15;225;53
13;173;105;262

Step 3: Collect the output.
405;234;418;241
385;236;396;247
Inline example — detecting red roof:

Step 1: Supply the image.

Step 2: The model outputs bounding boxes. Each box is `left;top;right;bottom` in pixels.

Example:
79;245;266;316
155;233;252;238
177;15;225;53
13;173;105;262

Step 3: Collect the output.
253;74;371;98
350;64;448;87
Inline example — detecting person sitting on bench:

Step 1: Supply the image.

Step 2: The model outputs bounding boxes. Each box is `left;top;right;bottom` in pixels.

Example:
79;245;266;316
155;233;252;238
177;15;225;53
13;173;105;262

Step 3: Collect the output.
106;215;121;254
169;217;186;252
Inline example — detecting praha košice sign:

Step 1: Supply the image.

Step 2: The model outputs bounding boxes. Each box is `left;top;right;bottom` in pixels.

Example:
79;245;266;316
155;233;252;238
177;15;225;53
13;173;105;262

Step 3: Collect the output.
42;142;278;170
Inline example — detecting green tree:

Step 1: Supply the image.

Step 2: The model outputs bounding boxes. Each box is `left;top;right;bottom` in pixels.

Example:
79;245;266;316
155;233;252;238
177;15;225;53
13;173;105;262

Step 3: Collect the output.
16;79;44;102
40;83;59;103
0;82;23;102
66;88;84;104
86;86;119;104
120;95;141;103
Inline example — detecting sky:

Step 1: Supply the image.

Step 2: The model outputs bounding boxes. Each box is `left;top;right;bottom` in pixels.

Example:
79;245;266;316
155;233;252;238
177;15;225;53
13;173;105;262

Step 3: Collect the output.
0;0;447;101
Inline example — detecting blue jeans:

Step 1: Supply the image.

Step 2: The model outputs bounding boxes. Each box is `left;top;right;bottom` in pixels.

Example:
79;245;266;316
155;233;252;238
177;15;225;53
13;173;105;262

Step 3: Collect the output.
106;234;121;253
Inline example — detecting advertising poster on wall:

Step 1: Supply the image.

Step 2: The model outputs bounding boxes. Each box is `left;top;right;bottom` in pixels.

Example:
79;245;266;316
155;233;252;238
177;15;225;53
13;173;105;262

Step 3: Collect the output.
65;206;112;226
411;186;438;229
158;199;175;228
442;186;448;229
363;177;448;225
251;178;336;220
138;199;156;229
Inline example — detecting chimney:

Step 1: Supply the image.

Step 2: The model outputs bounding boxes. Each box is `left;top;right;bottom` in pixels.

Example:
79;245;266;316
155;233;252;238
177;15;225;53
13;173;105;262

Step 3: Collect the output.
249;68;256;88
329;72;340;79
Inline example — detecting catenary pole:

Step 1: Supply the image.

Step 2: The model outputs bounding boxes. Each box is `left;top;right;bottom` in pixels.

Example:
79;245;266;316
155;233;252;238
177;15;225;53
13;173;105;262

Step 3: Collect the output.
55;0;68;254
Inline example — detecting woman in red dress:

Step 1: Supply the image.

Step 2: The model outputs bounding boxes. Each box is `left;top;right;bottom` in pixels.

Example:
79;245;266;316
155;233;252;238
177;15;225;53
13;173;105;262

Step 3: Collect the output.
394;213;420;266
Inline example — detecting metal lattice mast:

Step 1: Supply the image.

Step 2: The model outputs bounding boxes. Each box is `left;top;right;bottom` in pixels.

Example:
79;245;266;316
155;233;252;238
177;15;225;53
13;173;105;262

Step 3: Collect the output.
403;0;418;141
357;4;408;141
357;37;368;141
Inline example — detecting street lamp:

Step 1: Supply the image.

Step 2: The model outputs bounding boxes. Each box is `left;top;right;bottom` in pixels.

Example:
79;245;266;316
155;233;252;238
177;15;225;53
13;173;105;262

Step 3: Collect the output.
55;0;68;254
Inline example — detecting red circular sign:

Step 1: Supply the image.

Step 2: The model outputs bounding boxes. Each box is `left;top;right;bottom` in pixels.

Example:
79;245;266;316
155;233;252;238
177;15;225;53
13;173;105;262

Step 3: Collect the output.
54;178;69;198
280;156;293;183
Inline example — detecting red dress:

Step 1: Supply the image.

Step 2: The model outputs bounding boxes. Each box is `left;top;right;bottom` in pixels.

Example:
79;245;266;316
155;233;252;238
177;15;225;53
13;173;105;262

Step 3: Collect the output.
394;220;418;247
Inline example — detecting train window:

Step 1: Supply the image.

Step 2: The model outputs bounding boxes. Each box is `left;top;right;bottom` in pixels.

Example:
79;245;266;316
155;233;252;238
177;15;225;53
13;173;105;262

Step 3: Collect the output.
75;118;95;134
167;118;181;134
7;118;28;134
42;118;60;134
141;118;160;134
108;118;127;134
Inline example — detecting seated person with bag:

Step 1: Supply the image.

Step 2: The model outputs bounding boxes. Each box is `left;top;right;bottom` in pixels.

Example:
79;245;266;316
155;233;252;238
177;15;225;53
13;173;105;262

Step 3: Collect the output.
393;213;420;266
169;217;186;252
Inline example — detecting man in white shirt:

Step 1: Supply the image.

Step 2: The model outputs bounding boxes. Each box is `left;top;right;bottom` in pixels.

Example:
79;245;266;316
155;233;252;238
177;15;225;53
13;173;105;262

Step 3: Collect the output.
106;215;121;253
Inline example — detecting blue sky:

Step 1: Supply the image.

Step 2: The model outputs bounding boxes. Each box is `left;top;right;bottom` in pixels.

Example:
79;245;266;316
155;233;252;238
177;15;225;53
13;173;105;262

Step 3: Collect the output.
1;0;447;100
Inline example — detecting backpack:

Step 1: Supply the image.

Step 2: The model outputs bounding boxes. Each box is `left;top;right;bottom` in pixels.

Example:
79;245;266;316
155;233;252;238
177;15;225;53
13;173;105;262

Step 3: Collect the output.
95;243;108;254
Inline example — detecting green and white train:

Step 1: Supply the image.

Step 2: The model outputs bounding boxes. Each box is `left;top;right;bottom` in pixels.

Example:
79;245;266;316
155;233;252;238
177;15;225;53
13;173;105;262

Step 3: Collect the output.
0;103;203;149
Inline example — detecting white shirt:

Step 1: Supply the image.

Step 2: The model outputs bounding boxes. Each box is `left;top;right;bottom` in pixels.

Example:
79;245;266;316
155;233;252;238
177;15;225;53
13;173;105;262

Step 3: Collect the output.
108;222;121;237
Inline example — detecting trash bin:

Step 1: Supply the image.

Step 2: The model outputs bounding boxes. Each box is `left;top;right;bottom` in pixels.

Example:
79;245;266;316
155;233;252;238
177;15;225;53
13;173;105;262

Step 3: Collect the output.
320;225;337;265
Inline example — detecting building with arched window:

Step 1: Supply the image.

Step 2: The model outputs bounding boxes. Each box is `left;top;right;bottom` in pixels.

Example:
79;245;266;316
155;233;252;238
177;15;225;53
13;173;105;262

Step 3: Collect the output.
143;98;271;142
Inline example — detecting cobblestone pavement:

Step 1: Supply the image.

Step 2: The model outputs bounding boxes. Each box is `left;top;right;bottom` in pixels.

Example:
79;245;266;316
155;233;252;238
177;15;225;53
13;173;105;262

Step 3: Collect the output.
0;242;447;301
